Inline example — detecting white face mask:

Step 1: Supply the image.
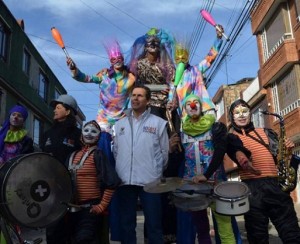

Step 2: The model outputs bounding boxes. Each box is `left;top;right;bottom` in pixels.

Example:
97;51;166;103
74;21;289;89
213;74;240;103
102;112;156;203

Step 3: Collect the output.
9;112;24;128
82;124;100;145
233;105;251;127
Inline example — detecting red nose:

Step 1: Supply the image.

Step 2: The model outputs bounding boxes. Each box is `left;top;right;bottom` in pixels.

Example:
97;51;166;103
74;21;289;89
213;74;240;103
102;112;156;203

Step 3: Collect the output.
190;102;196;109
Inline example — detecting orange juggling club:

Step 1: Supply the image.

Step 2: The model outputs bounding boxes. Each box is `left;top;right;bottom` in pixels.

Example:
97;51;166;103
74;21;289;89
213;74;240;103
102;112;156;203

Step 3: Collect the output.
51;27;70;58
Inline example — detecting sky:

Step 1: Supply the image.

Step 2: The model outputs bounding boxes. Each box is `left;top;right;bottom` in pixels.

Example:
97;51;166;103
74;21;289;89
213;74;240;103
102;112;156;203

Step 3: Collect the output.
4;0;259;123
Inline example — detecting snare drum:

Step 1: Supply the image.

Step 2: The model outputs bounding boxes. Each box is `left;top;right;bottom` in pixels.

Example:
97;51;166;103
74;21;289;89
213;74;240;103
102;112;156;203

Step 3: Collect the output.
0;152;73;228
214;181;250;215
172;183;213;211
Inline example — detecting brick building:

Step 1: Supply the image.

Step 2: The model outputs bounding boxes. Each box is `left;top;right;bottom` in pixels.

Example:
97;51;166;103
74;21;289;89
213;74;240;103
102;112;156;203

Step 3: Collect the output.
213;0;300;199
250;0;300;154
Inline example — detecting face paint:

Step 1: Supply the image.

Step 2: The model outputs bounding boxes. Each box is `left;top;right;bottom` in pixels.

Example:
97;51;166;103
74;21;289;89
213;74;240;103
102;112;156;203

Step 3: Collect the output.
185;99;201;119
175;48;189;64
110;56;124;65
110;55;124;69
82;124;100;145
233;105;251;127
9;112;24;128
145;36;160;53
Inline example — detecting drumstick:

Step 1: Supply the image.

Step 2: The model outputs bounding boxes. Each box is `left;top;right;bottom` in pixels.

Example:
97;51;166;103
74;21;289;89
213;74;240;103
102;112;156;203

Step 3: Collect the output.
166;110;182;152
182;179;215;185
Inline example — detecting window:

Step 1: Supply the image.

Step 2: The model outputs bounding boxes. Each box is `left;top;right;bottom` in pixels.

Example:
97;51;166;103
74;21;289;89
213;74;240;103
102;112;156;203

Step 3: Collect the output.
23;49;31;75
296;0;300;20
54;89;61;99
33;117;42;146
39;71;48;101
272;65;300;115
262;3;292;61
215;98;224;120
0;19;9;62
252;108;265;128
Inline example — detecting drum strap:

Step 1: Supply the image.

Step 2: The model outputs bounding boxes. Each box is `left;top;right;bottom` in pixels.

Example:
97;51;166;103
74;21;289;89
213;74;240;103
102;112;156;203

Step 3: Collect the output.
194;141;202;174
68;146;97;170
68;146;97;203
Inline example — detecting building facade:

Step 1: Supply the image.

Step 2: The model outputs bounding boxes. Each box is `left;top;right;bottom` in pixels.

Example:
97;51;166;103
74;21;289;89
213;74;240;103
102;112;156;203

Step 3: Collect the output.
213;0;300;199
251;0;300;155
0;1;85;149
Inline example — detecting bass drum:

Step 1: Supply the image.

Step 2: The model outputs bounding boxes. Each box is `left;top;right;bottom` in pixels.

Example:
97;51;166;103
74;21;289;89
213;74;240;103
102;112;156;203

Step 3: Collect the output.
0;152;73;228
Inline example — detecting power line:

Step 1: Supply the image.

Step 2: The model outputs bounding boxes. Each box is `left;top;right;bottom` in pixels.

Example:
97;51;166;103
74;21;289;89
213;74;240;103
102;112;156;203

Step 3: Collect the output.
28;33;107;59
103;0;150;30
205;0;257;88
79;0;135;39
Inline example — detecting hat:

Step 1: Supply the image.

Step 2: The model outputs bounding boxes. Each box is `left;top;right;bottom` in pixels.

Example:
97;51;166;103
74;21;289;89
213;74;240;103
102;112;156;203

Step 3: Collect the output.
50;94;78;115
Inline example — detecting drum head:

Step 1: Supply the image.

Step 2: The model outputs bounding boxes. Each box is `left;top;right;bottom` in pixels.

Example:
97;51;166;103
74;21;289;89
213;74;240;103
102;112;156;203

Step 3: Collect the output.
0;152;72;228
214;181;249;199
173;183;213;198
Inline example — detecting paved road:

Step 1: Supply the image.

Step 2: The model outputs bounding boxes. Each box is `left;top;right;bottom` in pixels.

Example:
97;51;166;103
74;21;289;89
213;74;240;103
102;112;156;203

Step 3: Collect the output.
21;203;300;243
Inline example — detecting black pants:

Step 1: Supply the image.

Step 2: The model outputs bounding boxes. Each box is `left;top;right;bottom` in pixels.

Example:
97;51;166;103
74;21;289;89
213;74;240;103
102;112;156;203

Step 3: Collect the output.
243;177;300;244
46;216;70;244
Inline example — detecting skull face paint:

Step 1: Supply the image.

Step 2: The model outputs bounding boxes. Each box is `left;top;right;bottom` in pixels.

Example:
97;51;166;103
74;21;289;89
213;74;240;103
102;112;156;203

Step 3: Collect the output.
233;105;251;127
145;36;160;54
82;124;100;145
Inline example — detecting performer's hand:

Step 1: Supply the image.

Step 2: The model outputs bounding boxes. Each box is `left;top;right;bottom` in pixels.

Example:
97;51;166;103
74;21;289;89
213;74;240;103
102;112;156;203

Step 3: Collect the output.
90;205;104;215
236;151;261;175
216;24;224;39
169;133;181;153
193;174;207;183
161;87;170;95
66;57;77;71
167;100;178;112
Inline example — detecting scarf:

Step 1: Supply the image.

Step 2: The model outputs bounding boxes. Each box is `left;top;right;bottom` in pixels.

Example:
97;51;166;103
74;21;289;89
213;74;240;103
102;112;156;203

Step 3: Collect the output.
4;129;27;143
182;114;215;137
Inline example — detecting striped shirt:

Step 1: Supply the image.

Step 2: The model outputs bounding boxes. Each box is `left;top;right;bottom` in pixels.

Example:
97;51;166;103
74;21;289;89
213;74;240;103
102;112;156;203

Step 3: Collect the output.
233;128;278;180
72;149;114;213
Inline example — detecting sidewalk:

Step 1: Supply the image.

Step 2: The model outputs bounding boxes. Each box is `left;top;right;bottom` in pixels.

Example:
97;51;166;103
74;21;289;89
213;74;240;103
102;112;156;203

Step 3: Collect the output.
22;202;300;244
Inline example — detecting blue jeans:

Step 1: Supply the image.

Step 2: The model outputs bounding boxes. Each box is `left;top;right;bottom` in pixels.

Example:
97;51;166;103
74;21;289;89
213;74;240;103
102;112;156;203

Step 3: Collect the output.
117;185;163;244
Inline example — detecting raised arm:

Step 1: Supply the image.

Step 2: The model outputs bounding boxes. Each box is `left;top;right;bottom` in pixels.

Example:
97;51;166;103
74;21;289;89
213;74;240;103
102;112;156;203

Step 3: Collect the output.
198;25;224;74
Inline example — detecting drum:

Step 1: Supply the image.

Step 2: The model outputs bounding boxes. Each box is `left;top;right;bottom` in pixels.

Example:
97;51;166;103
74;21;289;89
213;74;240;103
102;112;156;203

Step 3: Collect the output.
214;181;250;215
171;183;213;211
0;152;73;228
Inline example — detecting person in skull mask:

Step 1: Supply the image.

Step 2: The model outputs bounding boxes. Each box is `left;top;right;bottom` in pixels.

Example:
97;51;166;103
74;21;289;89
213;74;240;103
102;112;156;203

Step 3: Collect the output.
227;99;300;243
66;120;120;244
129;28;175;120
